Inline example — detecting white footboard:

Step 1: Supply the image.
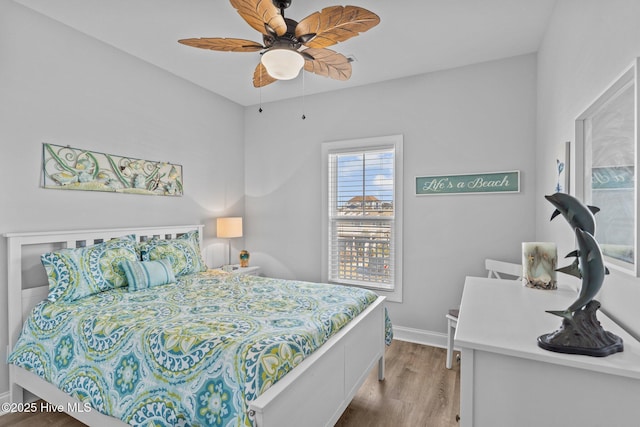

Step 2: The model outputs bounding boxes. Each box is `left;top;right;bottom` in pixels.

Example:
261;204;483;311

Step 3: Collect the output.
249;296;386;427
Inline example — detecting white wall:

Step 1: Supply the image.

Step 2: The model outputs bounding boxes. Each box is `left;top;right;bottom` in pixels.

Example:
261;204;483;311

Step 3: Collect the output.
0;2;245;396
244;54;538;340
536;0;640;339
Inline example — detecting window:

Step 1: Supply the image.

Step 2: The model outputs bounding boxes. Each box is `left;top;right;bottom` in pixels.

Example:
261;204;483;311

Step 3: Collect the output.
322;135;403;302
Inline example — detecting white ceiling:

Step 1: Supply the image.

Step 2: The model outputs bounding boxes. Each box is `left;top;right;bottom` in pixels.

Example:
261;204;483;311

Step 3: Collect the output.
14;0;557;106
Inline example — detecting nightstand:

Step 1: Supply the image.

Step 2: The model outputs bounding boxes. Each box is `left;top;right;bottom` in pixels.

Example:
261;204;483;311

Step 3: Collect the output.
222;265;261;276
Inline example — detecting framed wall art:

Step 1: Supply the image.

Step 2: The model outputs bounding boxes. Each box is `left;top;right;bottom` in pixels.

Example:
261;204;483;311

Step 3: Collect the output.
42;143;183;196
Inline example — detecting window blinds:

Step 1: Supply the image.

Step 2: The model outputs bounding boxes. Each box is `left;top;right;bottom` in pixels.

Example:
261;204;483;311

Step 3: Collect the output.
328;148;395;290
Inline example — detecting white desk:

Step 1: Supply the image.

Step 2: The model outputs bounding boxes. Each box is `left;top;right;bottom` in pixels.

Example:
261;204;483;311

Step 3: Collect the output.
455;276;640;427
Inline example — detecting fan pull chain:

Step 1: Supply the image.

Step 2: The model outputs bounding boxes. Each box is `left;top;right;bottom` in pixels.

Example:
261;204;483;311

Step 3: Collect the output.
258;72;263;113
301;71;306;120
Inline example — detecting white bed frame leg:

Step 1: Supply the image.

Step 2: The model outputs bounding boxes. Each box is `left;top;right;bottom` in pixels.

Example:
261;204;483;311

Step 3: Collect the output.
10;366;24;404
378;355;385;381
378;304;386;381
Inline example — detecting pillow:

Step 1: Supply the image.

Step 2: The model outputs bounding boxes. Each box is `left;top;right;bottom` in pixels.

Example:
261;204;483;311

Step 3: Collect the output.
42;235;138;303
139;229;207;277
121;258;176;291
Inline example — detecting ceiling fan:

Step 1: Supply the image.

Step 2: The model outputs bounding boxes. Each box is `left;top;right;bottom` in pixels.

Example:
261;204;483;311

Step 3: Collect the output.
178;0;380;88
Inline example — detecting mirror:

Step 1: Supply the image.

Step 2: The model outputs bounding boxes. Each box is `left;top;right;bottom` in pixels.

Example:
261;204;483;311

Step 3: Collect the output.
576;59;639;276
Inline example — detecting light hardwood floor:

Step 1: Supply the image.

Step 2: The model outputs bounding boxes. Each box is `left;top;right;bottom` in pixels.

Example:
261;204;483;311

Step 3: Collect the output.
336;340;460;427
0;341;460;427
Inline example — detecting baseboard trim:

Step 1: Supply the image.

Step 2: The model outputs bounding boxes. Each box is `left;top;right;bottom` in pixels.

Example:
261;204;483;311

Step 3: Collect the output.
0;391;10;416
392;325;450;349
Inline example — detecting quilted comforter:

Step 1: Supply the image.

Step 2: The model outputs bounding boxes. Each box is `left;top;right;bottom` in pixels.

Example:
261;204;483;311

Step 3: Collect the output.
8;270;391;426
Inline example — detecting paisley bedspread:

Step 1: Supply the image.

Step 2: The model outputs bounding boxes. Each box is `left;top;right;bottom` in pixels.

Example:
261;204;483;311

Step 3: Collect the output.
8;270;392;426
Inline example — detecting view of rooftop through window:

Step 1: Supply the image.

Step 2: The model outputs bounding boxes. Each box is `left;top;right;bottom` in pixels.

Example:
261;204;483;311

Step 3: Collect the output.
336;150;394;216
329;148;395;288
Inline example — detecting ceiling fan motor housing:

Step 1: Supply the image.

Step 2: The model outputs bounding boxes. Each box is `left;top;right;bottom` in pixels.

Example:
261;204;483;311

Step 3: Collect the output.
263;18;302;50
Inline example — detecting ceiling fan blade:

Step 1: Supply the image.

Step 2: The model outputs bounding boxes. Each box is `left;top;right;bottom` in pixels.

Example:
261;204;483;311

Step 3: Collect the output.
253;62;278;87
178;38;264;52
230;0;287;37
302;48;352;81
295;6;380;48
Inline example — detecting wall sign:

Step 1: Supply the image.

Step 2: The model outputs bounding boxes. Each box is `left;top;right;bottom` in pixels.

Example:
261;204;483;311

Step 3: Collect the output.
592;166;634;190
42;143;183;196
415;170;520;195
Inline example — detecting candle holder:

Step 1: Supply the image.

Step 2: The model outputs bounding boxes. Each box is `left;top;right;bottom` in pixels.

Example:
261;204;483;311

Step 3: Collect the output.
522;242;557;290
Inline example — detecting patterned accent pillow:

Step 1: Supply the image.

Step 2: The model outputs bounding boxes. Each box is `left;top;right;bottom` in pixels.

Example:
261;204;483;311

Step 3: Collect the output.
121;258;176;291
139;229;207;277
41;235;138;303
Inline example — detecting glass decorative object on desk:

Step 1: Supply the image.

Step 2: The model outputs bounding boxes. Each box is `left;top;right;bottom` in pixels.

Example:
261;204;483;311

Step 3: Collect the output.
239;250;250;267
522;242;557;290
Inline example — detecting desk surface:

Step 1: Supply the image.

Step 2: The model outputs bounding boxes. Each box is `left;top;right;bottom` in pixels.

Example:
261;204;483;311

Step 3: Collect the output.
455;276;640;379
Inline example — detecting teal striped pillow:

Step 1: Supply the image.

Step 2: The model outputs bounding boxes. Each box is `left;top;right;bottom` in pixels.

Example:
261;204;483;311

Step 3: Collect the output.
121;258;176;291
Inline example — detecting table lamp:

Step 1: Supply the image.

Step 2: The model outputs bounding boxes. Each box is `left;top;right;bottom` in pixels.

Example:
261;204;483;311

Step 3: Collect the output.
216;217;243;267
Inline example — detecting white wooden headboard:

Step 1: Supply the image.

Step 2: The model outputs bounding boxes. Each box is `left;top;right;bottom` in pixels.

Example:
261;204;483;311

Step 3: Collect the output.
4;224;204;355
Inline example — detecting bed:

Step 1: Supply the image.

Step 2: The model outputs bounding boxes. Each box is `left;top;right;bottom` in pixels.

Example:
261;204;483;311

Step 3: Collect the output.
5;225;389;427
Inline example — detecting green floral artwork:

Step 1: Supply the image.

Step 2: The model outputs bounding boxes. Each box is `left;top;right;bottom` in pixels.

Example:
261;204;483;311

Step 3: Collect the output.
42;143;183;196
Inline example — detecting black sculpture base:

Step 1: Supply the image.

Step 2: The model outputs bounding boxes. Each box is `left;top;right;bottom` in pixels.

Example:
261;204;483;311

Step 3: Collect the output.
537;300;624;357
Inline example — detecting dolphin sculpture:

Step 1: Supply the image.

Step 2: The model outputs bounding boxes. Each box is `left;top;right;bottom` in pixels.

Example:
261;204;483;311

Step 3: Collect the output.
555;253;580;278
547;228;607;321
545;192;600;235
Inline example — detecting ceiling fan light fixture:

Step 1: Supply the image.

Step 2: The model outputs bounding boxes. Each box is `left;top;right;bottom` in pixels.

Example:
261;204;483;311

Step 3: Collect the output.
179;1;380;88
261;48;305;80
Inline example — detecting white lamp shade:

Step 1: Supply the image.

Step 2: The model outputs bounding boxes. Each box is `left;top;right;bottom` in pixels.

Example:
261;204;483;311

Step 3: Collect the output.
217;217;243;238
261;49;305;80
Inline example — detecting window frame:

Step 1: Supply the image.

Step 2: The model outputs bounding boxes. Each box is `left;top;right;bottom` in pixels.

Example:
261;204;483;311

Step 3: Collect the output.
321;135;403;303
